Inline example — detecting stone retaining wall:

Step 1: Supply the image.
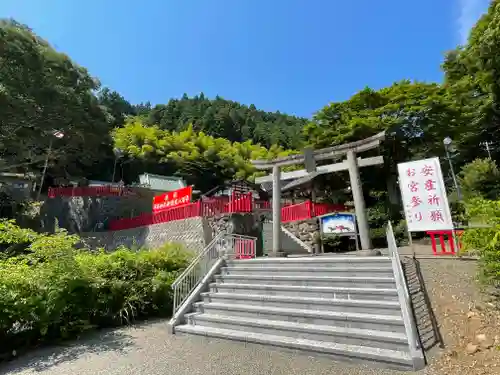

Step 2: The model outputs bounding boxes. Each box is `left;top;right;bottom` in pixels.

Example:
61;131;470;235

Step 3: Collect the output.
205;213;264;256
41;194;152;233
282;218;320;250
82;217;211;253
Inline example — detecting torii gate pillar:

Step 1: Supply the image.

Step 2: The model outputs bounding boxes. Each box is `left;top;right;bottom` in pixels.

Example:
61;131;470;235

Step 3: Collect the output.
347;150;372;249
272;165;282;256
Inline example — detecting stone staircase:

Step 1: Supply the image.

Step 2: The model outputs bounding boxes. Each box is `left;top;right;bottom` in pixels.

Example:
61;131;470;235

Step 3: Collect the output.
174;256;424;371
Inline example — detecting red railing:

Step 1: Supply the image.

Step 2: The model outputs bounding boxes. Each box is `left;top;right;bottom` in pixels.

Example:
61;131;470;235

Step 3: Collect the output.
48;186;135;198
110;201;202;230
223;192;253;213
200;196;230;216
426;230;464;256
234;239;256;259
109;194;346;231
281;201;313;222
281;201;347;223
254;200;271;210
312;202;346;217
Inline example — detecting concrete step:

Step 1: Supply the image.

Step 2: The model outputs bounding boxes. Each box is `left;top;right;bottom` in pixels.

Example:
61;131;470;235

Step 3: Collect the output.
215;274;396;288
220;266;394;278
175;325;413;370
193;302;406;333
226;256;392;268
201;292;402;316
185;313;410;351
210;282;399;301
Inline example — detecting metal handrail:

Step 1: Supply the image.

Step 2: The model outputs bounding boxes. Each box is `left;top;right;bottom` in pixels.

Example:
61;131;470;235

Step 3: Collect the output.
171;232;225;289
386;221;421;352
171;233;257;315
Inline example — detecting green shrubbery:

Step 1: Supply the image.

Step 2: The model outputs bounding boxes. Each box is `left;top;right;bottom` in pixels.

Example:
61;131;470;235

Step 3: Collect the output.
0;219;191;358
461;199;500;293
456;159;500;295
459;159;500;201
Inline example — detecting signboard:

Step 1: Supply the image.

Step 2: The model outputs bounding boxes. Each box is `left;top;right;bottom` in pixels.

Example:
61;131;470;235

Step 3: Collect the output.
153;186;193;213
320;212;357;236
397;157;453;232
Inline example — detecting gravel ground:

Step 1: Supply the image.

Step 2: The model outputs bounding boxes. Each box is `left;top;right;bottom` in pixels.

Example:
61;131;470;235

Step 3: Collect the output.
0;322;417;375
400;244;500;375
1;244;499;375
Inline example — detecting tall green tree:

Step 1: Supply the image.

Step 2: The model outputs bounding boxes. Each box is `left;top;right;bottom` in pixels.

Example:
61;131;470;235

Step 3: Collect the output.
0;19;112;179
442;0;500;162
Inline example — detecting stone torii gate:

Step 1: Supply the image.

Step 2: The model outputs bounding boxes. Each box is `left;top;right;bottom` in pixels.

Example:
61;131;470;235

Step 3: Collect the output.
252;131;386;255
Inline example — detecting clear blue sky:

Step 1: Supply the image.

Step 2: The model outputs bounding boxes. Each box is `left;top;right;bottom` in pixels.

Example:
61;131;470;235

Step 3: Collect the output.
0;0;491;118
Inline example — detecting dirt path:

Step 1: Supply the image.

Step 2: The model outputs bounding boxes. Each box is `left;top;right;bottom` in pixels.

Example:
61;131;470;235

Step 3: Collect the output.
401;244;500;374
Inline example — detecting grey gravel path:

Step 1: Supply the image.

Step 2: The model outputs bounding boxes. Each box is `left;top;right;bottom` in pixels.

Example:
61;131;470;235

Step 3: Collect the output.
0;320;417;375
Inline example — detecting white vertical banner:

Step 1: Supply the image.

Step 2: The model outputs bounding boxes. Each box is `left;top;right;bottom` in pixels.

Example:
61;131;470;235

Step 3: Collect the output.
397;157;453;232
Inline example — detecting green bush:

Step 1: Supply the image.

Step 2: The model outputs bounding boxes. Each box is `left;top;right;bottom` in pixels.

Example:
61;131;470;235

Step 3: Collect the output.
459;158;500;201
461;199;500;290
0;220;191;358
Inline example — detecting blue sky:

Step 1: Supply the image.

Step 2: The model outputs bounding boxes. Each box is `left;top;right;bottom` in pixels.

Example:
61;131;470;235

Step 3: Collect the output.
0;0;491;118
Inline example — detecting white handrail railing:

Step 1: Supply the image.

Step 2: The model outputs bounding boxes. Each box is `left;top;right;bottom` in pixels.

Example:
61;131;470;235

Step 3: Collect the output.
386;221;421;353
171;233;257;315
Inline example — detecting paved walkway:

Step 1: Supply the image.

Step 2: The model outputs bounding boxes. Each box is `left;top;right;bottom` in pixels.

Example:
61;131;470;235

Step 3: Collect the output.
3;244;496;375
1;320;415;375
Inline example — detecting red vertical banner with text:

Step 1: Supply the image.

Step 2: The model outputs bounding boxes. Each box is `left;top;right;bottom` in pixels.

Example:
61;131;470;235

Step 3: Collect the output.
397;157;453;232
153;186;193;213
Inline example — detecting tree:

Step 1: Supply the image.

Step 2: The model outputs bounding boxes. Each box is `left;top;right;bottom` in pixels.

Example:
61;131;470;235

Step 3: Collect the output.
303;82;464;160
459;158;500;201
112;117;296;192
0;19;112;179
142;94;307;149
442;0;500;163
97;88;136;128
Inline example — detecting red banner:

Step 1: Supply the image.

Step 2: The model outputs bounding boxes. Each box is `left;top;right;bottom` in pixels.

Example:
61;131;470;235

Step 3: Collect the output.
153;186;193;212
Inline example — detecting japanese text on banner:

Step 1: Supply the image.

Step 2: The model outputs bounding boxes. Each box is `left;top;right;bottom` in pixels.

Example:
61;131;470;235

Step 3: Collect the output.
397;157;453;232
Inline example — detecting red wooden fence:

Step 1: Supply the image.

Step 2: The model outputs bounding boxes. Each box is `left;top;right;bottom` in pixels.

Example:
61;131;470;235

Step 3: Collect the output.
108;194;347;231
281;201;347;223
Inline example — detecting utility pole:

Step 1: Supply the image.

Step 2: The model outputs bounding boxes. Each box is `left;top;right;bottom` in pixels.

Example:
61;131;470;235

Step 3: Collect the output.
37;130;64;201
37;137;53;201
443;137;462;201
480;141;493;159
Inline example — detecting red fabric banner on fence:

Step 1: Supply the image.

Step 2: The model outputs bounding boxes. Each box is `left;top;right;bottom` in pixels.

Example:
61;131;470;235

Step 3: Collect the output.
153;186;193;213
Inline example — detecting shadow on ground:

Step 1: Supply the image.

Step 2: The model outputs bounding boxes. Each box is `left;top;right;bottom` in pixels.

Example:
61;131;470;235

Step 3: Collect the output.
0;326;136;374
402;256;445;358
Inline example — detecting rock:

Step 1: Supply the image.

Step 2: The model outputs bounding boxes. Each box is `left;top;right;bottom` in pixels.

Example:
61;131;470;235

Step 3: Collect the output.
298;223;309;231
445;350;458;358
474;302;485;311
476;333;494;349
476;333;487;341
466;343;479;354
